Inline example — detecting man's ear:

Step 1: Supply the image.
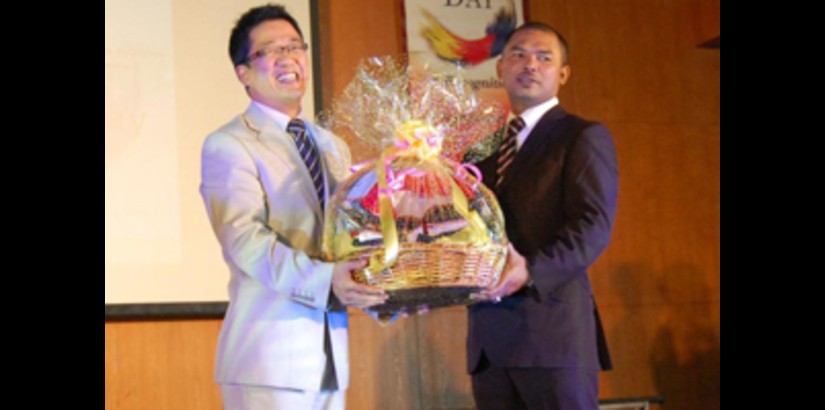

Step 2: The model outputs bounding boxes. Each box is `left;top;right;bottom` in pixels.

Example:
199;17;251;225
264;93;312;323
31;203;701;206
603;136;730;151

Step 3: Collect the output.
559;64;571;86
235;64;250;86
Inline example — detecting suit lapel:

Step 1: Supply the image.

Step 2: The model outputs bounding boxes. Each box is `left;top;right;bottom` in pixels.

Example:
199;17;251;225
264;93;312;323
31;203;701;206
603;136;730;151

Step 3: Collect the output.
242;104;324;220
497;106;568;192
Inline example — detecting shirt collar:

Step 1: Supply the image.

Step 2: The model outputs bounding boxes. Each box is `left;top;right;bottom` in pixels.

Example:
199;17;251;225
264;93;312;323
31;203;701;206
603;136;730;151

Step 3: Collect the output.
251;100;305;132
514;97;559;149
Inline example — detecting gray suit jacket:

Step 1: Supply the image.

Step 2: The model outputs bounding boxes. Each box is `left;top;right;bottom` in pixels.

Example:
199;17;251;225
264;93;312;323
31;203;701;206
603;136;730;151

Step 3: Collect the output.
200;102;351;391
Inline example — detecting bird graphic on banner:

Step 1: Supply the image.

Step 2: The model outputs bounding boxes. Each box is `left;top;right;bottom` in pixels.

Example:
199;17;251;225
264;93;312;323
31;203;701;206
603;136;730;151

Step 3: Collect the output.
420;0;517;66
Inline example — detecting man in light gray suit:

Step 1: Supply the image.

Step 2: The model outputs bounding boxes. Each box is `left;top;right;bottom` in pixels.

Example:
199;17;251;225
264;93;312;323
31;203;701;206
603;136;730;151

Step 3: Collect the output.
199;4;387;409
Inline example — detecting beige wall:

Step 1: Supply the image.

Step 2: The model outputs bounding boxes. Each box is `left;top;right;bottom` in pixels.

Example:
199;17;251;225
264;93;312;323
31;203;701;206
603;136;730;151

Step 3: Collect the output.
106;0;719;408
105;0;316;304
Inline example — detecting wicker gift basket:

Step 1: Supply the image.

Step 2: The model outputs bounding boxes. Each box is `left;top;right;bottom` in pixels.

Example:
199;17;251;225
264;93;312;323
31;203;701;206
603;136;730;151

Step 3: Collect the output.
321;56;508;323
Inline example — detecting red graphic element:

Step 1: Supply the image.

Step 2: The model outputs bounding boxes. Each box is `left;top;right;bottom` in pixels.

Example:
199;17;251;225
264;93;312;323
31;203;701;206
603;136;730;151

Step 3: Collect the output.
420;1;517;66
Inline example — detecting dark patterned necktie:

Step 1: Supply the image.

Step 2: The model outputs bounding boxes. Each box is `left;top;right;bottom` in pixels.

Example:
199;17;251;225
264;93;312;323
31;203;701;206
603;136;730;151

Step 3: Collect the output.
496;116;526;190
287;119;325;209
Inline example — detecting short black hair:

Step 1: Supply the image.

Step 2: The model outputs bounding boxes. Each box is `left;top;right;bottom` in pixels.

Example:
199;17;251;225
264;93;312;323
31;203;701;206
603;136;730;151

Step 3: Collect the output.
228;3;304;67
505;22;569;65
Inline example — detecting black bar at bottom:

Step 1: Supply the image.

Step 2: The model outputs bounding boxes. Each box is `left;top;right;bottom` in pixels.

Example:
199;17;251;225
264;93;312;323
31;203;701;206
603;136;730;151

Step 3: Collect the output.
105;302;228;321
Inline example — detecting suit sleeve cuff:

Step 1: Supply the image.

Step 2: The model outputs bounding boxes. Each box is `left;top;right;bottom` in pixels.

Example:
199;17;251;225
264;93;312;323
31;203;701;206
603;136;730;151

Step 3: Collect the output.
289;260;335;310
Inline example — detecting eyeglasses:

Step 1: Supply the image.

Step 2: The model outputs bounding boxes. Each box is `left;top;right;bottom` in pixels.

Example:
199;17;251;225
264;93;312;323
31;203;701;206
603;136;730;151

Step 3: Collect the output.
246;42;309;63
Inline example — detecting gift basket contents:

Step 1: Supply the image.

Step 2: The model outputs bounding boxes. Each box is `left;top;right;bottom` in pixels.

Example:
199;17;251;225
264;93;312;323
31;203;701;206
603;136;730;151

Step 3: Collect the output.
321;56;509;324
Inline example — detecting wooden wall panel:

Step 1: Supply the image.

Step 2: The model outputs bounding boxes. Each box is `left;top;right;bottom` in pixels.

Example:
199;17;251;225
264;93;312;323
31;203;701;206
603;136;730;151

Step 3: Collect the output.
346;311;423;410
105;0;719;408
591;121;719;408
105;320;223;410
317;0;406;109
415;307;475;410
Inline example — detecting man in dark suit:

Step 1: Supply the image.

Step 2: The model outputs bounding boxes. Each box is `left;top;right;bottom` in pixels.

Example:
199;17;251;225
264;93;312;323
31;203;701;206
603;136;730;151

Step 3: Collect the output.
467;22;618;410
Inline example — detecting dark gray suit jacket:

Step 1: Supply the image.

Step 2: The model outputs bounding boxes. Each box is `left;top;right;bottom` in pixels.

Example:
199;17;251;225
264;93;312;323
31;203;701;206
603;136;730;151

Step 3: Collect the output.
467;105;618;373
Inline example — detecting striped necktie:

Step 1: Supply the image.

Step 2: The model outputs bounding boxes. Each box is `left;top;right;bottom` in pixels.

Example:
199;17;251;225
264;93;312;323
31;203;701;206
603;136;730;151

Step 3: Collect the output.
287;119;325;209
495;116;526;190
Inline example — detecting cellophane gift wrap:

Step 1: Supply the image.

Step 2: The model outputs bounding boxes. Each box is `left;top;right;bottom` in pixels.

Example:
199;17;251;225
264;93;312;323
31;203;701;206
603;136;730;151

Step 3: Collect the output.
321;56;509;324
